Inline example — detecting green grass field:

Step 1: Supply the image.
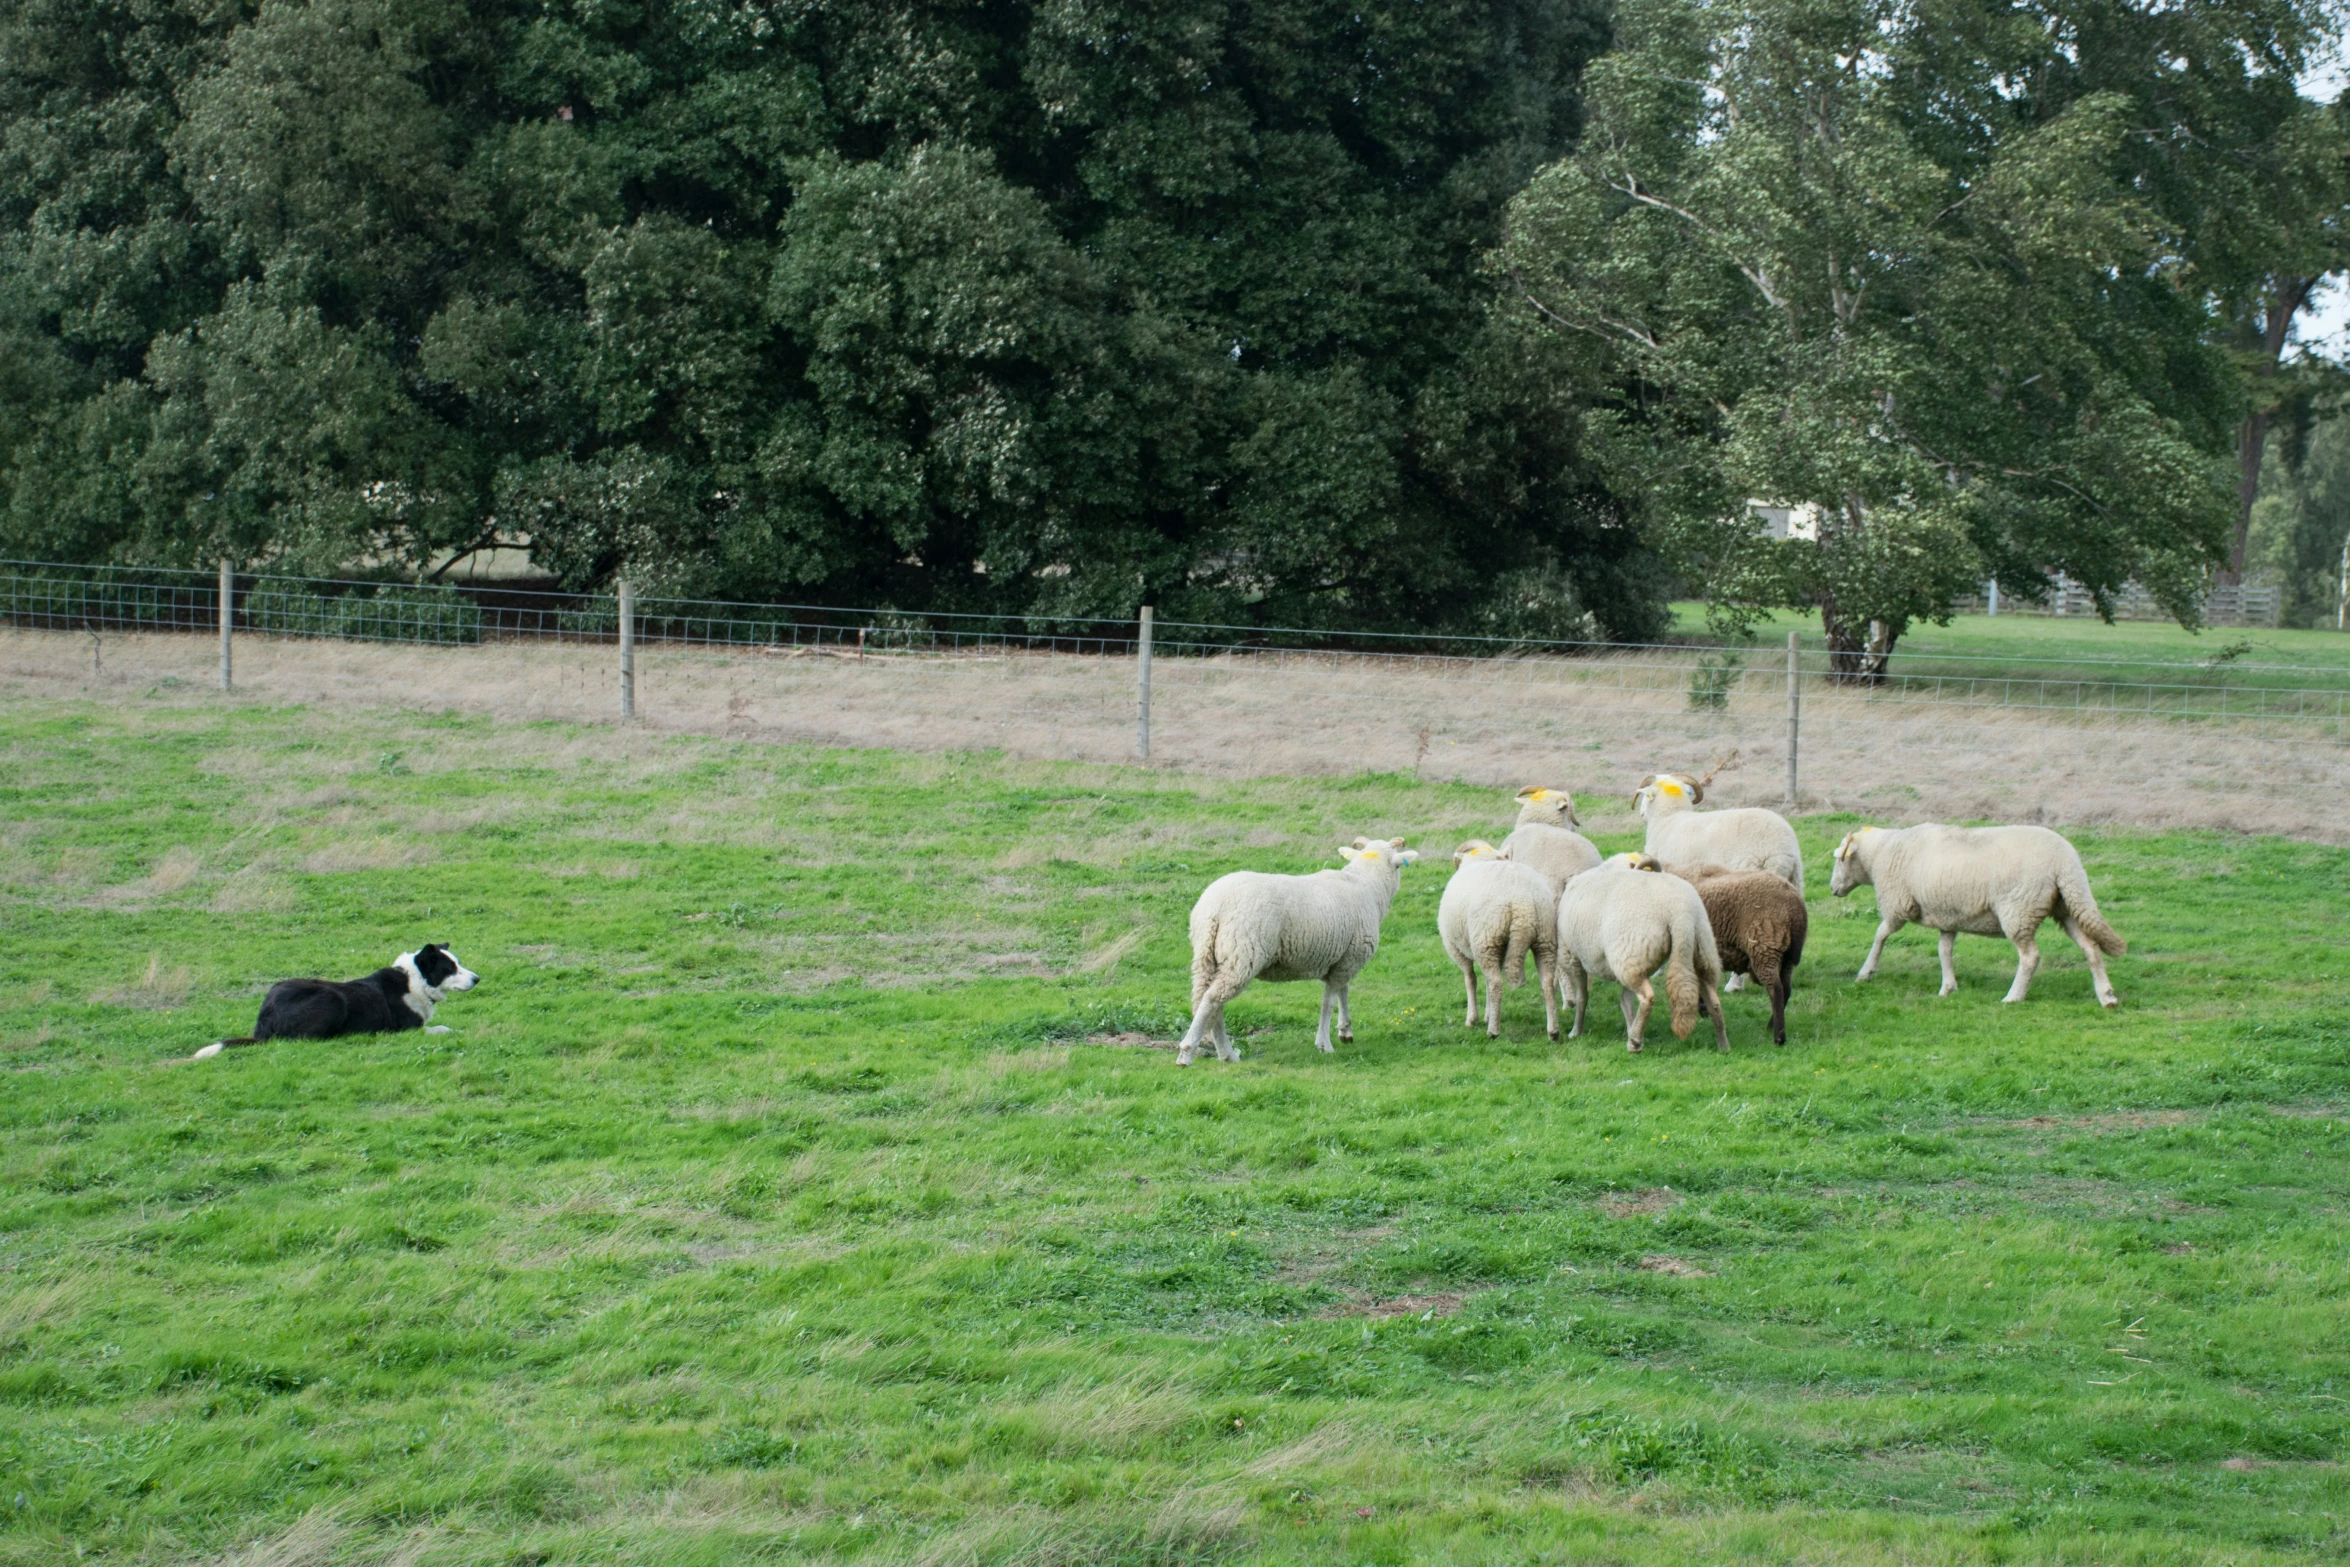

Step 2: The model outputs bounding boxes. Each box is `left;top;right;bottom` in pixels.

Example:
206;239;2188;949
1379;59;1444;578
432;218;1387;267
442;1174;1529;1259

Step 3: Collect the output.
3;698;2345;1565
1668;604;2350;710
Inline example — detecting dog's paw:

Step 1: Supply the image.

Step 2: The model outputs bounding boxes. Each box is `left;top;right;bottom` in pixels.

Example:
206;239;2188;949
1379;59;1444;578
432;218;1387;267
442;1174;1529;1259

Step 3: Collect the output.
425;1025;453;1035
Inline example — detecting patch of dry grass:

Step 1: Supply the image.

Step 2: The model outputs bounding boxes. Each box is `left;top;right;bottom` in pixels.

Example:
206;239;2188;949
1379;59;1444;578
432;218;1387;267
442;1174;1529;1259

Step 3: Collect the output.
302;837;439;874
8;626;2347;841
208;1508;347;1567
0;1274;83;1341
91;953;194;1009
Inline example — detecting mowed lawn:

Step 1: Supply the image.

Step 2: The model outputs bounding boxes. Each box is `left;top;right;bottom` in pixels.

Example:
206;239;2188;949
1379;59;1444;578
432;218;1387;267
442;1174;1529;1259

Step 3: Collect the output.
1;698;2345;1566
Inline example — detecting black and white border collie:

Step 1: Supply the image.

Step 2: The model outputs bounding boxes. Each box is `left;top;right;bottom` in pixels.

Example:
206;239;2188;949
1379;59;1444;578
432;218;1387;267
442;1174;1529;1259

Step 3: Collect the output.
188;945;479;1061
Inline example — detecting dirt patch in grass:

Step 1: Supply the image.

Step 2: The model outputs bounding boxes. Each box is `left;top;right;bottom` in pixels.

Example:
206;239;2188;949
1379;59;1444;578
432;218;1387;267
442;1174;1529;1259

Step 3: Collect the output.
1601;1187;1681;1218
1326;1292;1467;1320
1637;1255;1710;1278
2014;1110;2203;1132
1085;1032;1178;1051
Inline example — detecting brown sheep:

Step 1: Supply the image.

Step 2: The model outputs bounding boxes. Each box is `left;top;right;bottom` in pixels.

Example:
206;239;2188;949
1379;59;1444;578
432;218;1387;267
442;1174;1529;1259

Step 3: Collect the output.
1644;857;1807;1046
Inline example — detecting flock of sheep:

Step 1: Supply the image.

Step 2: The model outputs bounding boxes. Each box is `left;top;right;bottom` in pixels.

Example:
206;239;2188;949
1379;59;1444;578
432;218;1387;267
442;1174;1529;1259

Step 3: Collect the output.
1173;774;2128;1064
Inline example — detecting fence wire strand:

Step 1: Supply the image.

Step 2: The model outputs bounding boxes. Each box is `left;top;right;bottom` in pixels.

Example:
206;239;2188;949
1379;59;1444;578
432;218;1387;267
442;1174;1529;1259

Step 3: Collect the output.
3;559;2344;744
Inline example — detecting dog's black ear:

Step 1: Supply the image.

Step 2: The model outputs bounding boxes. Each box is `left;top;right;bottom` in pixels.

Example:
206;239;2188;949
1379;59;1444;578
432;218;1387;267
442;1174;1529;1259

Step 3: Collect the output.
412;944;456;985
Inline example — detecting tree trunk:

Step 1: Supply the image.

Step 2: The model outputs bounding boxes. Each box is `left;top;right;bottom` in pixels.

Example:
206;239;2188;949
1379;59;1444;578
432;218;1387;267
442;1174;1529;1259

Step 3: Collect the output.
1816;494;1899;684
2226;274;2316;585
1821;609;1898;684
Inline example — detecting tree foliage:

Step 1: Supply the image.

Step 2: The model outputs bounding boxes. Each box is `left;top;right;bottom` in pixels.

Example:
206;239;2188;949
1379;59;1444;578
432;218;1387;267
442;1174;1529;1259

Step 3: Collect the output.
0;0;1670;637
1499;0;2340;669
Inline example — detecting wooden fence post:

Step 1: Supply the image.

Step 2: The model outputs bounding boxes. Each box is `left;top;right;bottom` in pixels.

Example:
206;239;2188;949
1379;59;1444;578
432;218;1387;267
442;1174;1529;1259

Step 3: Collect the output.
1135;606;1154;760
1784;629;1800;807
617;578;635;723
218;558;233;692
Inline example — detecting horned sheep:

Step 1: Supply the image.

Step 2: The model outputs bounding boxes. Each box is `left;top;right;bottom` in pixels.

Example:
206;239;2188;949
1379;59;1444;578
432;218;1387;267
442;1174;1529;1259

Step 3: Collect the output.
1176;837;1420;1065
1829;824;2125;1008
1633;773;1804;890
1437;841;1560;1039
1554;858;1728;1052
1648;857;1807;1046
1500;786;1603;896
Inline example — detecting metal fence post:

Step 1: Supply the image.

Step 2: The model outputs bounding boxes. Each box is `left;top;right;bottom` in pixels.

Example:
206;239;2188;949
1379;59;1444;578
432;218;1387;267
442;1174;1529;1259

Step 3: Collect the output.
617;578;635;723
218;558;233;692
1135;605;1154;760
1784;629;1800;807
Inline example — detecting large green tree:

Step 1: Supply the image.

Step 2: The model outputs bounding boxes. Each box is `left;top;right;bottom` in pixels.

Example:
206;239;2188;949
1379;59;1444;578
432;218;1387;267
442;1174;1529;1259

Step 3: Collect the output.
1499;0;2336;672
0;0;1666;638
2202;95;2350;583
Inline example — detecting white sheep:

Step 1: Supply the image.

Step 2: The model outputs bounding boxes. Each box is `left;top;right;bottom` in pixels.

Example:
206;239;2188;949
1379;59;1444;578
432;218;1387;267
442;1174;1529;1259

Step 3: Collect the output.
1829;824;2126;1008
1177;837;1420;1064
1633;773;1804;890
1555;859;1728;1052
1438;841;1560;1039
1500;786;1602;896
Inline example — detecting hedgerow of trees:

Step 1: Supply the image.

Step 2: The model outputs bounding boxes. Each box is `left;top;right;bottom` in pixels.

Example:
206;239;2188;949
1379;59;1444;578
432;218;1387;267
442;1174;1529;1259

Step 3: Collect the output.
0;0;1671;637
1;0;2343;645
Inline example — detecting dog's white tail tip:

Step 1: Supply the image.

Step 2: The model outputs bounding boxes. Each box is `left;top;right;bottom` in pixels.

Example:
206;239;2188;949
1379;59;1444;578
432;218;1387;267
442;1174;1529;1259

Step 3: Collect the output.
192;1042;224;1060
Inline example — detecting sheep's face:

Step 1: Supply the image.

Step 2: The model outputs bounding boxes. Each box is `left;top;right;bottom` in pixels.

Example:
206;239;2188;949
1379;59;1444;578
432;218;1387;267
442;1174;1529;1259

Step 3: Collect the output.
1513;786;1579;828
1341;838;1418;874
1828;830;1875;897
1452;840;1501;869
1602;851;1662;873
1632;774;1700;819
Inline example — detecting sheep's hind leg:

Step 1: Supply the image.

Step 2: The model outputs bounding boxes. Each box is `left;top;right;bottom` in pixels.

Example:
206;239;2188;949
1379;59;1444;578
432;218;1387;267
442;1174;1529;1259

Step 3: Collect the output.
1175;997;1223;1066
1856;916;1903;981
1564;962;1588;1039
1335;986;1354;1044
1482;961;1504;1038
1179;971;1250;1065
2062;916;2120;1008
1537;949;1560;1040
1723;973;1746;993
1623;978;1653;1053
1937;930;1958;996
2002;928;2041;1003
1455;955;1478;1028
1703;977;1729;1051
1313;985;1340;1054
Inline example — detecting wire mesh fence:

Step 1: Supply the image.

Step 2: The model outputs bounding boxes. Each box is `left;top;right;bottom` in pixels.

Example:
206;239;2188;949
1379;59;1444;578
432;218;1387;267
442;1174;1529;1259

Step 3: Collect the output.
4;557;2347;746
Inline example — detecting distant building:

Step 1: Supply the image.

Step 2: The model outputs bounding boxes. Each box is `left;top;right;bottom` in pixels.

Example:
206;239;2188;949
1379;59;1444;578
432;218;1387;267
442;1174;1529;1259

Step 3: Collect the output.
1747;501;1821;541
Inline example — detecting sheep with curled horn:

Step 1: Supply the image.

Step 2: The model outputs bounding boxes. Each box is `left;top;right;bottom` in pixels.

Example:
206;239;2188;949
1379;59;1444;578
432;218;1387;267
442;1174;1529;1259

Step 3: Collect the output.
1631;752;1803;892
